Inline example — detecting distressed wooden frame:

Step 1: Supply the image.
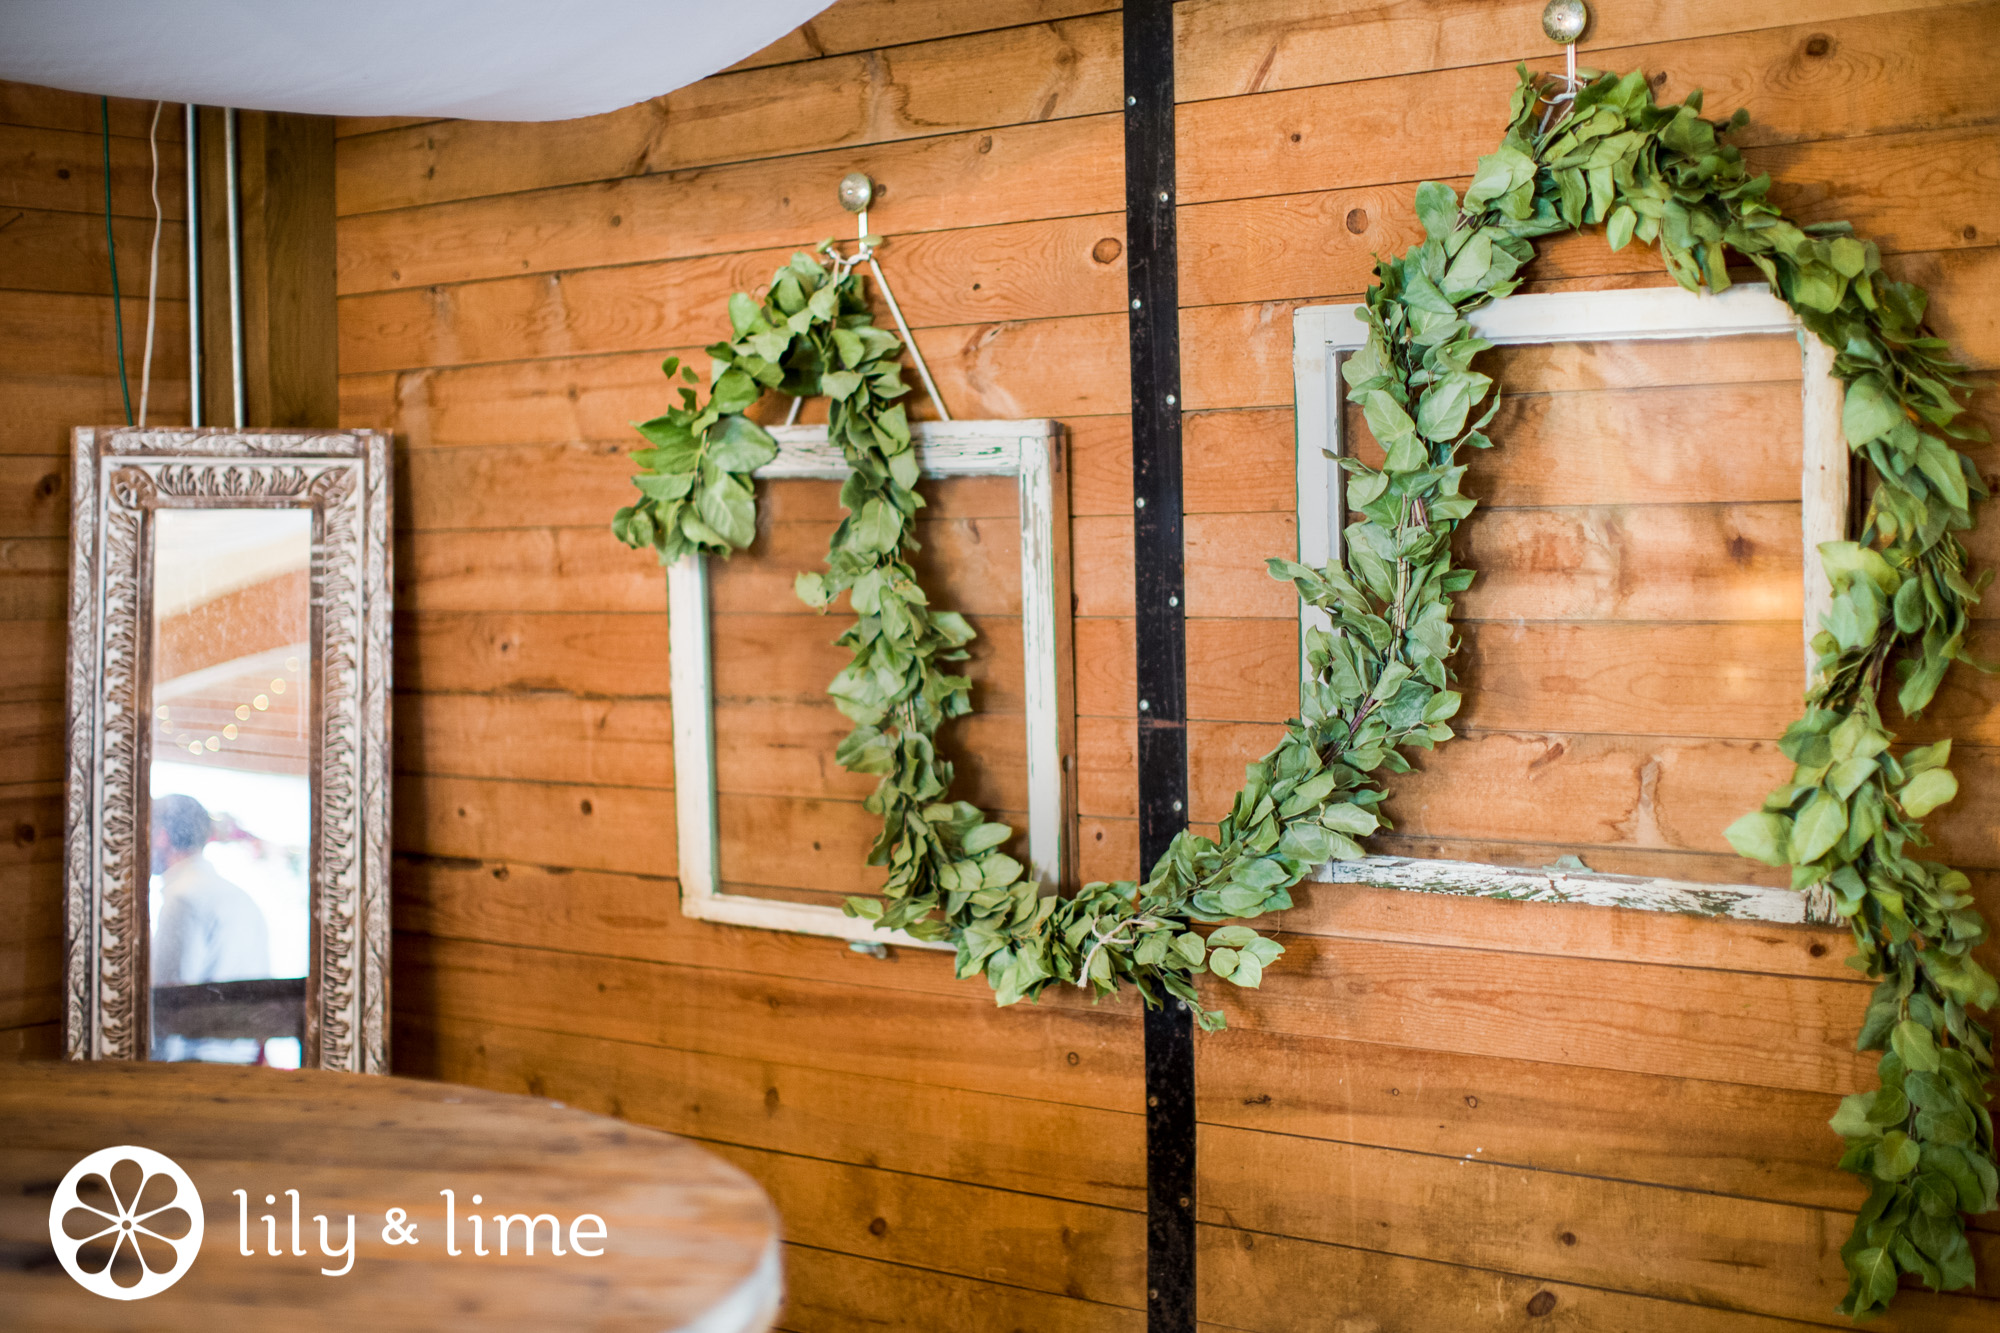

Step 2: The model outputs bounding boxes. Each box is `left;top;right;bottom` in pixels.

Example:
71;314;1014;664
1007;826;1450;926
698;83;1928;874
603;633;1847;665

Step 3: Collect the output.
63;427;393;1069
1292;284;1841;924
669;420;1075;946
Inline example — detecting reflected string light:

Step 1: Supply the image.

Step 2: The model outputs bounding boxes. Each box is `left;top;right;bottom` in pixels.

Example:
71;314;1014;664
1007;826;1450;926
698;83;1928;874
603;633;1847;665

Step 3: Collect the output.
155;654;304;761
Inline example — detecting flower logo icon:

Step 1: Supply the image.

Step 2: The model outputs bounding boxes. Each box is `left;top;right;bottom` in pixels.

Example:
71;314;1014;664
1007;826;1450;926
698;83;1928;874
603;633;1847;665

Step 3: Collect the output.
49;1146;205;1300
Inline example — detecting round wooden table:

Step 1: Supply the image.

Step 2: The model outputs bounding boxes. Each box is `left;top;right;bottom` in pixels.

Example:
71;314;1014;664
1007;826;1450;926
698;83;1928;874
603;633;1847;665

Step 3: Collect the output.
0;1062;780;1331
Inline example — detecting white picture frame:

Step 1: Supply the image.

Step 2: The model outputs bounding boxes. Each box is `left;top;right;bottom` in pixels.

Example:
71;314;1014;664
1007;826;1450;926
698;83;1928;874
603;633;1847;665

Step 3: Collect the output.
1291;284;1843;925
668;420;1074;947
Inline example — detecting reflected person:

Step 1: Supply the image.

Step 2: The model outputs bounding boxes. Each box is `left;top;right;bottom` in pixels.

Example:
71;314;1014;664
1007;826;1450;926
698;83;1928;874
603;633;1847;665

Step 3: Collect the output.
152;794;271;1061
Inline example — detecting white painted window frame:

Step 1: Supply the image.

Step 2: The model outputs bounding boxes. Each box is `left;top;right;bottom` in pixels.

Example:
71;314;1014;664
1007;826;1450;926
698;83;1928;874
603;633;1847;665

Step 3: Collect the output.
1292;283;1843;925
669;419;1074;948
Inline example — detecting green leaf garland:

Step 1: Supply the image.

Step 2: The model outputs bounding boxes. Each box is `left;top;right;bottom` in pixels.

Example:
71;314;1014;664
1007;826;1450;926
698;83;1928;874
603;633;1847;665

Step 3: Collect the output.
614;67;1995;1318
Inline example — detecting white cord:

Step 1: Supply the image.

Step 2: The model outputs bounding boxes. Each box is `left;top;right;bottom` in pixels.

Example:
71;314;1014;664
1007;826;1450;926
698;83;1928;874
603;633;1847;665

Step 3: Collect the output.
137;100;163;427
865;253;951;422
1537;43;1583;137
825;206;952;422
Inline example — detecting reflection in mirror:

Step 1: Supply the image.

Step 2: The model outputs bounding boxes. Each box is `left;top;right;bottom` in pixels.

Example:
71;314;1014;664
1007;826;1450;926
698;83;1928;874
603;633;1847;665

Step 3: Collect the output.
148;509;312;1067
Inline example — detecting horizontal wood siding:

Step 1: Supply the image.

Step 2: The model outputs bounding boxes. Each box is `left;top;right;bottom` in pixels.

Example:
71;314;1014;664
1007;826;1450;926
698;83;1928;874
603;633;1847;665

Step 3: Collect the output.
330;2;2000;1330
335;4;1144;1329
0;83;190;1061
1170;2;2000;1331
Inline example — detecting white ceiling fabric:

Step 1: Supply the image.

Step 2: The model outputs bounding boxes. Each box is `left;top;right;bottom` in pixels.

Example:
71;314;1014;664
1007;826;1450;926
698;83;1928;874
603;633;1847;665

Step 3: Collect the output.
0;0;836;121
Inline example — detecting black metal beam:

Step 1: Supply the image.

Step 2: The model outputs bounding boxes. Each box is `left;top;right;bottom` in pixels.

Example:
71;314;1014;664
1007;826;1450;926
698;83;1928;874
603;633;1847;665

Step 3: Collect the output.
1123;1;1194;1329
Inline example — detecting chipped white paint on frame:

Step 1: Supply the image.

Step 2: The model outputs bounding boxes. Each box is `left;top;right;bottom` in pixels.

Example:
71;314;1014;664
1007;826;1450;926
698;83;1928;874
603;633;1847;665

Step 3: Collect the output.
1317;856;1819;922
669;420;1074;947
1292;284;1843;926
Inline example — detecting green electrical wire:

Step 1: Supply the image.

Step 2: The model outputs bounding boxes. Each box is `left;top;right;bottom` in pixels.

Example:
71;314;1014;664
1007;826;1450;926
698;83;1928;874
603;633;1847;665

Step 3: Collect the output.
101;96;132;425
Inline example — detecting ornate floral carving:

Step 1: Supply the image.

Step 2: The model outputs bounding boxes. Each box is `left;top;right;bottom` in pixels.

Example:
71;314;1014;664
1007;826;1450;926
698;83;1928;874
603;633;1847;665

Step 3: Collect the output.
63;429;392;1072
90;427;369;458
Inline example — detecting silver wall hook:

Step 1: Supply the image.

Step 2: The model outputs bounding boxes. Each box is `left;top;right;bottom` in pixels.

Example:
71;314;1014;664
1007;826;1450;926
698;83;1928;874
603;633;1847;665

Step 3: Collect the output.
838;171;874;213
1537;0;1588;134
1541;0;1588;44
838;171;874;241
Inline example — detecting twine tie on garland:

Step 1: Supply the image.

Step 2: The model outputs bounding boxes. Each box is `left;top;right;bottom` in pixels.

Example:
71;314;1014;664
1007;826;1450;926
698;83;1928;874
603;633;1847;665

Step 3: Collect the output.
1537;39;1583;136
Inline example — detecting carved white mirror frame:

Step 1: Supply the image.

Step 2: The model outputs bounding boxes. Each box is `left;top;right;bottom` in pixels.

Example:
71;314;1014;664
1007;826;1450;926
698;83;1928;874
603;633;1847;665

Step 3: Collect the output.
1292;284;1843;924
63;427;393;1070
669;419;1074;947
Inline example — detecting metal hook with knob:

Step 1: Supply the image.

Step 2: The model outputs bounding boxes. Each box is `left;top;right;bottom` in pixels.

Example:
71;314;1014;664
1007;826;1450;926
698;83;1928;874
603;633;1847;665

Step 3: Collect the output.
1537;0;1590;134
1541;0;1588;43
838;170;875;239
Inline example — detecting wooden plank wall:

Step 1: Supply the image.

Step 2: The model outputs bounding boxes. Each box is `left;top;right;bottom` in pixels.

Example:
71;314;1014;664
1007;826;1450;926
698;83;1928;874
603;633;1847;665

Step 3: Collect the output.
327;1;2000;1329
1169;2;2000;1329
0;83;190;1062
1332;331;1818;881
708;473;1034;912
337;4;1154;1328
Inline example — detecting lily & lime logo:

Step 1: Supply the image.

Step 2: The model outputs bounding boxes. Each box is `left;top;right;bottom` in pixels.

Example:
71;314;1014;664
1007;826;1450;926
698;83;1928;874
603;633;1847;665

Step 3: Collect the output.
47;1145;612;1299
50;1145;206;1300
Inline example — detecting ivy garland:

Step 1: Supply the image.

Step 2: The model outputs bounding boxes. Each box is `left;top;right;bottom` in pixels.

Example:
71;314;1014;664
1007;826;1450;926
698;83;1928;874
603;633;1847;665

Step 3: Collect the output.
614;65;1997;1317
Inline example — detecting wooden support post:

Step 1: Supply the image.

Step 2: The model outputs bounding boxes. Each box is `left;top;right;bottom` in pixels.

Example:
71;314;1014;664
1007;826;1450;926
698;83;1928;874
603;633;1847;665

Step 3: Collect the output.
1123;1;1195;1329
193;108;336;428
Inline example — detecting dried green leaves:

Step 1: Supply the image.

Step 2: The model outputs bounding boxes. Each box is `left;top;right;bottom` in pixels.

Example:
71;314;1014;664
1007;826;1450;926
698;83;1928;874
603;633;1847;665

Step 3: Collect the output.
1312;64;1999;1314
1501;64;1996;1319
609;245;1297;1025
1120;61;1998;1315
611;68;1995;1320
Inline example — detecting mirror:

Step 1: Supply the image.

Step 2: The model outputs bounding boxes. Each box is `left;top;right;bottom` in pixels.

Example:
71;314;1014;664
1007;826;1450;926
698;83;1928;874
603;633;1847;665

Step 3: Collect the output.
64;428;392;1072
149;509;313;1065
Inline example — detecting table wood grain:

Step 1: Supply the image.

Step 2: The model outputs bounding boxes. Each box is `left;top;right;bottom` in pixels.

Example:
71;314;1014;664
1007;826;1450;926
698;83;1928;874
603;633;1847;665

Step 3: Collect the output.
0;1062;781;1331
